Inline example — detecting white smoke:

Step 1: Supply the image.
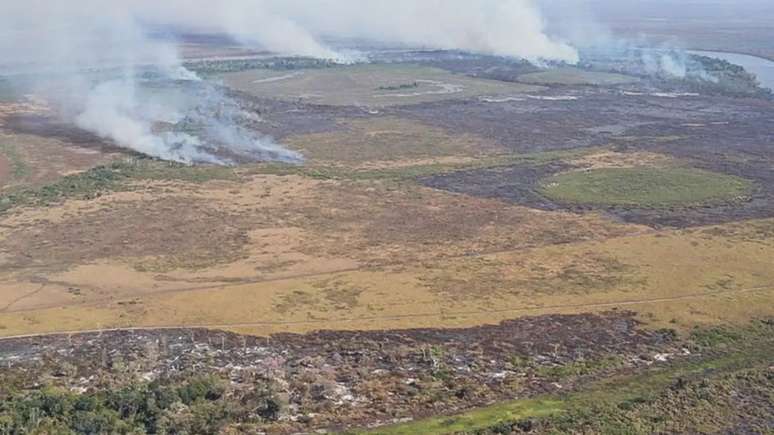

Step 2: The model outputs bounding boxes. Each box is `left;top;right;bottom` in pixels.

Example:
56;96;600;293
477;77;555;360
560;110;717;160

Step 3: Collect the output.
638;48;718;82
0;1;305;164
289;0;579;63
539;1;726;82
137;0;578;64
1;0;577;67
0;0;576;164
643;51;687;78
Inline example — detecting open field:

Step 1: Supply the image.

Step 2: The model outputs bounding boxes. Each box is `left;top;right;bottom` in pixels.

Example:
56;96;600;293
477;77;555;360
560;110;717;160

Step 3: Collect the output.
1;56;773;433
517;68;638;86
0;154;773;338
221;64;544;107
539;166;752;208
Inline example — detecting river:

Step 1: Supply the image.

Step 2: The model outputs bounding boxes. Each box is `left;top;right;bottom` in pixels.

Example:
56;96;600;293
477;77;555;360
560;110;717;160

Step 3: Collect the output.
689;50;774;91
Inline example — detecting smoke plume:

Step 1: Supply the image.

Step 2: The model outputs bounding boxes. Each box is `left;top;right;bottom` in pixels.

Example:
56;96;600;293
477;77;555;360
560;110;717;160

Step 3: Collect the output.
134;0;579;63
0;0;575;164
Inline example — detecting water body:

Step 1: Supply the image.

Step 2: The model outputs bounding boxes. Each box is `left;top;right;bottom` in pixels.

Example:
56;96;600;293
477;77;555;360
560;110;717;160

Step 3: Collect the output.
689;50;774;91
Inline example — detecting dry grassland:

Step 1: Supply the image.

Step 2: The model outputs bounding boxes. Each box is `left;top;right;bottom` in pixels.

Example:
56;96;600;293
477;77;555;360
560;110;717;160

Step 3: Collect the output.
0;121;772;339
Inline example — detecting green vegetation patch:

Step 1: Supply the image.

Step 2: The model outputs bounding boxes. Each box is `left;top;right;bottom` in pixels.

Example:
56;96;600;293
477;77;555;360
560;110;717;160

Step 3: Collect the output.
496;367;773;435
0;375;282;434
377;82;420;91
539;166;753;208
518;68;638;86
0;158;237;213
683;55;773;98
185;56;338;77
689;325;743;349
369;320;774;435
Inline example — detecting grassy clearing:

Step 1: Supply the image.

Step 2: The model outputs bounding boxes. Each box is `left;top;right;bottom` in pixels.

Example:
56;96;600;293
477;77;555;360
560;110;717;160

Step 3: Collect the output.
368;398;566;435
367;321;774;435
539;166;753;208
518;68;638;86
0;158;237;213
221;64;542;107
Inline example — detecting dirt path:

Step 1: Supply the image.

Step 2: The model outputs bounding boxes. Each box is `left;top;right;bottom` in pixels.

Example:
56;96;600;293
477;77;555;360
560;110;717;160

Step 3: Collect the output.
0;284;45;312
0;283;770;341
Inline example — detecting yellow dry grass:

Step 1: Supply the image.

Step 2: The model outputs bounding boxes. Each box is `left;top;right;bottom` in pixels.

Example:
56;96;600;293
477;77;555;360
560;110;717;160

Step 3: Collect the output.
1;140;772;338
1;77;771;349
567;150;676;171
1;217;772;337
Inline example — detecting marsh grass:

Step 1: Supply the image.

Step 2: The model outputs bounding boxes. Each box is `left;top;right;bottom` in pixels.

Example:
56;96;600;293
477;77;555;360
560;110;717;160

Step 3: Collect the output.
539;166;753;208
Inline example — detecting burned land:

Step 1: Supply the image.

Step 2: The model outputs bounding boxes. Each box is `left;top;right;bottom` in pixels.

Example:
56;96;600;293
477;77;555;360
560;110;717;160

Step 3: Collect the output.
415;92;774;228
0;312;696;433
0;313;770;434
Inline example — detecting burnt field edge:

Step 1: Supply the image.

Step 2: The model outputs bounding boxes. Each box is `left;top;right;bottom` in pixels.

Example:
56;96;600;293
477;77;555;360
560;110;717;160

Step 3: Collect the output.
417;154;772;229
366;321;774;434
1;312;771;434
